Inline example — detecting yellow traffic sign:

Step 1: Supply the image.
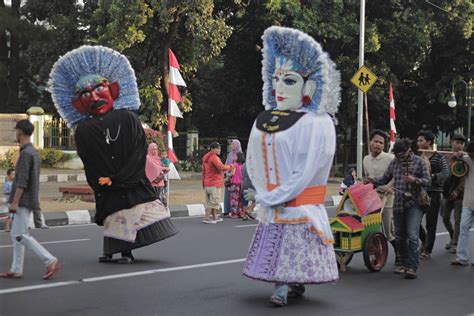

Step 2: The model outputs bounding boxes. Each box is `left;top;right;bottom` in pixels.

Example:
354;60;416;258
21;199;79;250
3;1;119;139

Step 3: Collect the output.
351;65;378;93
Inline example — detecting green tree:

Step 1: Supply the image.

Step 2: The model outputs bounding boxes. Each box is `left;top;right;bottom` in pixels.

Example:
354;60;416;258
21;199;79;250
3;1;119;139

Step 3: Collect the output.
188;0;282;138
0;0;86;113
188;0;471;168
0;0;22;111
92;0;233;129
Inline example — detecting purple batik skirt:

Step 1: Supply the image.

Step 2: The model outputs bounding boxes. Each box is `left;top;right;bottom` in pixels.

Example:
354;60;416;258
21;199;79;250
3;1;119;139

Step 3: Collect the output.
243;223;339;284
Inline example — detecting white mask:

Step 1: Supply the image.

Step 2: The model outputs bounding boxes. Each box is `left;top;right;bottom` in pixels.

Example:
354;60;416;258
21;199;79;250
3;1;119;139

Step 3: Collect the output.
273;70;305;111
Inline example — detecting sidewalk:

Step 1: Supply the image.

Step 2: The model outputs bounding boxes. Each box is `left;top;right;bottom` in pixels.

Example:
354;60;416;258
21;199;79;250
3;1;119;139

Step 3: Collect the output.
0;169;202;183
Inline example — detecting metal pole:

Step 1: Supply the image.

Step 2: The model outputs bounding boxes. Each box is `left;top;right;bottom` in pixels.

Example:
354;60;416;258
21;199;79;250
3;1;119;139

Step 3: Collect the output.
356;0;365;178
468;80;472;142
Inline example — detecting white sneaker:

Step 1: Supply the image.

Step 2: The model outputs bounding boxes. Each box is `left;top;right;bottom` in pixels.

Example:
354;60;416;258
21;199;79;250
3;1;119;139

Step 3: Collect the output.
215;218;223;223
202;218;217;224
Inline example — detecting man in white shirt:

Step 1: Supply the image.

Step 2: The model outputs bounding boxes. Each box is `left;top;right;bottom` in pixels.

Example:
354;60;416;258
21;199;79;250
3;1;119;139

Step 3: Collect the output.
451;141;474;266
363;129;399;265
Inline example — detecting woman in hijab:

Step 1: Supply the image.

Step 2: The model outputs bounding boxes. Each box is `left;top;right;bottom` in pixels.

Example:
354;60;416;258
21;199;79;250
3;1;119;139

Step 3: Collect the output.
223;139;242;216
145;143;169;205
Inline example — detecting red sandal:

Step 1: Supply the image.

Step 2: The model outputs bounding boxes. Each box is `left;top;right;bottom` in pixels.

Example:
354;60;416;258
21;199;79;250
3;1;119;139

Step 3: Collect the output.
43;260;62;280
0;271;23;279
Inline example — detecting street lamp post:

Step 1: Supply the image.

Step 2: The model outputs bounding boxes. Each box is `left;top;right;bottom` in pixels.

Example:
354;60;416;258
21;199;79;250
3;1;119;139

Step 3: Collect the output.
448;80;473;142
356;0;365;179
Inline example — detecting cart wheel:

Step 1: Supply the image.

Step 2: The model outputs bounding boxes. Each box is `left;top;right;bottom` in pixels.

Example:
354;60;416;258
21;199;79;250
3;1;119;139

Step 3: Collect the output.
363;232;388;272
335;251;354;271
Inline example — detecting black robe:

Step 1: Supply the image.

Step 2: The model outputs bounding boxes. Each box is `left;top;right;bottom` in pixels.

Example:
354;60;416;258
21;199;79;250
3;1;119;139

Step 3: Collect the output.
75;109;156;225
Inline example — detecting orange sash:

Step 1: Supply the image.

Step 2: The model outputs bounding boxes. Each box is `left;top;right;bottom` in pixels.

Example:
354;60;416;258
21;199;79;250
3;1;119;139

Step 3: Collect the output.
267;184;327;206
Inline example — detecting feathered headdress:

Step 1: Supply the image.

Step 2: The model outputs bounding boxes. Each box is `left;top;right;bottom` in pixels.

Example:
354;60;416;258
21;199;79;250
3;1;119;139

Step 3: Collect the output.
261;26;340;115
49;45;140;128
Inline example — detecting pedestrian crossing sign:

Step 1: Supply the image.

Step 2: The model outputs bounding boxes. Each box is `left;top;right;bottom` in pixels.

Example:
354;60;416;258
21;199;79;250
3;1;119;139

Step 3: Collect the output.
351;65;378;93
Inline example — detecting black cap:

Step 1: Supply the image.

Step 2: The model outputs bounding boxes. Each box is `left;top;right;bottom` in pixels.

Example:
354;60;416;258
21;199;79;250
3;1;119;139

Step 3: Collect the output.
209;142;221;149
452;134;466;142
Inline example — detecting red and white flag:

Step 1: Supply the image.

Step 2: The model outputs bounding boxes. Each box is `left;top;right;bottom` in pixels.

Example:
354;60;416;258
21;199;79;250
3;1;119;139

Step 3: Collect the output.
389;83;397;151
167;49;185;164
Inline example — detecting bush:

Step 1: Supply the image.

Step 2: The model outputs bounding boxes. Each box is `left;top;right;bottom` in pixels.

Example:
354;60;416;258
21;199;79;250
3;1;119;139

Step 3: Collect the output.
0;147;72;168
180;149;206;172
144;128;166;151
0;148;19;169
38;149;72;168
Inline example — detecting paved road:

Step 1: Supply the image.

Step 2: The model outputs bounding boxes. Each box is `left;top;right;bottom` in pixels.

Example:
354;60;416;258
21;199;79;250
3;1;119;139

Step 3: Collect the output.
0;216;473;316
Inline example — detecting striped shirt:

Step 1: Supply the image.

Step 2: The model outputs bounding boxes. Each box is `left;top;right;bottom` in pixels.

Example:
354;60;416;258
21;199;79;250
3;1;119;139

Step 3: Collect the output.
422;152;449;192
8;143;40;210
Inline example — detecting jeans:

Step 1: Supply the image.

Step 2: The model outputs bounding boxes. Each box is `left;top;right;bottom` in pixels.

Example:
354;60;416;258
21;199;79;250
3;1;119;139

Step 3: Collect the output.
440;198;463;245
223;187;230;214
455;207;474;264
9;207;56;274
273;284;289;303
394;205;424;271
382;206;395;242
33;209;46;228
421;191;441;253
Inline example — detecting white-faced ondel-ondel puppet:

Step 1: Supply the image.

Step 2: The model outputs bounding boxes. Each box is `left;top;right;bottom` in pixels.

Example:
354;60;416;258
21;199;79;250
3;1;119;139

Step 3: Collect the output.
49;46;178;264
242;26;341;306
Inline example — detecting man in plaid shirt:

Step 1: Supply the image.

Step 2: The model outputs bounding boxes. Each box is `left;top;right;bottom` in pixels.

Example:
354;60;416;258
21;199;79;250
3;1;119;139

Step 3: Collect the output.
368;139;430;279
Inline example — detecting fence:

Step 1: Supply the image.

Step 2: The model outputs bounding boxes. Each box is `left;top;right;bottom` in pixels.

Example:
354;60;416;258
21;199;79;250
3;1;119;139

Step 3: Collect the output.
43;116;76;150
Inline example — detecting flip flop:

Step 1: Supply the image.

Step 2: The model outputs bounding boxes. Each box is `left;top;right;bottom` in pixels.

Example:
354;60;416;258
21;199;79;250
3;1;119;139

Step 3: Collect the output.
450;260;469;266
99;255;114;263
43;260;62;280
0;271;23;279
117;256;135;264
269;295;286;307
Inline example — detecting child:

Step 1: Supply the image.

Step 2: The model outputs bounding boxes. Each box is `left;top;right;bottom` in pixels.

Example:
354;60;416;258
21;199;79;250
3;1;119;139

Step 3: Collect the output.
160;150;170;195
339;168;358;195
230;152;245;219
2;169;15;232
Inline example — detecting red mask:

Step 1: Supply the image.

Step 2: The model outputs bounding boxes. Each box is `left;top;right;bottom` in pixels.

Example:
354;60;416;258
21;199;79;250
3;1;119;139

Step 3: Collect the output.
72;81;119;115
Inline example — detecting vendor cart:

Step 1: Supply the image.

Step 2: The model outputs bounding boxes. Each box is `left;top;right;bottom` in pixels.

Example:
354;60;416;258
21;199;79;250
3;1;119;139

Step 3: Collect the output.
330;182;388;272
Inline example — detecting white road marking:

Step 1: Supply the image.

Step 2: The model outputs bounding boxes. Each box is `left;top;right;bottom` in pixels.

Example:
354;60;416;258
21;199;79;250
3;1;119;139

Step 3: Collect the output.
234;224;258;228
82;258;246;282
0;258;246;295
0;282;80;294
0;238;90;248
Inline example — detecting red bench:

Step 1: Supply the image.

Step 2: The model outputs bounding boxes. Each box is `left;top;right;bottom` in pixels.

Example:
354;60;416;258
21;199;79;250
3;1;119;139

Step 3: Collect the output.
59;186;95;202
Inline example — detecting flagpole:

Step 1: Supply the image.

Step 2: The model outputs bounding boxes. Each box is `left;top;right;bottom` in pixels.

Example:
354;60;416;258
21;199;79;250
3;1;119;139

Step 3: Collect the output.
356;0;366;179
166;176;170;210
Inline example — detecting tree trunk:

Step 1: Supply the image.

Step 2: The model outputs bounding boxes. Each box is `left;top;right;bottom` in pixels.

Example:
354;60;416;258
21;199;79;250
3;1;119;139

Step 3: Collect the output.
6;0;20;111
0;0;8;110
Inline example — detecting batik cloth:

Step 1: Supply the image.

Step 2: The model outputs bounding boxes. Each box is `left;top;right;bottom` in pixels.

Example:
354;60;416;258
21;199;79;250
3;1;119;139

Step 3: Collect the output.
243;223;338;284
103;199;170;242
230;184;244;218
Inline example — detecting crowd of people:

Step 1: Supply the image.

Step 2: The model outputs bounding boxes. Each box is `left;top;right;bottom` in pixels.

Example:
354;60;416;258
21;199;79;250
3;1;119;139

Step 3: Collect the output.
200;139;253;223
364;131;473;278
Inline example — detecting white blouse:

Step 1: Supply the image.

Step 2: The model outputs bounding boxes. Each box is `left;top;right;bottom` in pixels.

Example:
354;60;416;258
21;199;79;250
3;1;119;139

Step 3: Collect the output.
246;110;336;244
